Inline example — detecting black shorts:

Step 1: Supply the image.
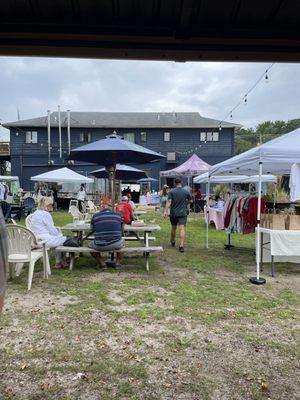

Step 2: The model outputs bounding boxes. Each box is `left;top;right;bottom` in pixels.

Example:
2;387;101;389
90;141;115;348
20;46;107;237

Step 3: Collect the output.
169;215;187;226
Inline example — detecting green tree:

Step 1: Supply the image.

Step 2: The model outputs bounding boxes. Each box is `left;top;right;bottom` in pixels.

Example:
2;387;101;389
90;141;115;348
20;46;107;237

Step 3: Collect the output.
234;118;300;155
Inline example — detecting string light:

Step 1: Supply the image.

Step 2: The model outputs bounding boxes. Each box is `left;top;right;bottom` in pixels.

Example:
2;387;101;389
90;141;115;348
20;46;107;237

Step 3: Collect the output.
265;70;269;83
218;63;275;130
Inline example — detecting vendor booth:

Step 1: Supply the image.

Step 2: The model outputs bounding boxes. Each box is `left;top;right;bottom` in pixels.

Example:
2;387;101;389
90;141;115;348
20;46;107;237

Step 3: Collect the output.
30;167;94;209
209;127;300;284
194;173;277;249
160;154;210;185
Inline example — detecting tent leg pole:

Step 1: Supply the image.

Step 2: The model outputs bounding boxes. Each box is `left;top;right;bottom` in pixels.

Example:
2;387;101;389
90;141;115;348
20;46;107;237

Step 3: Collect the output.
206;179;210;249
224;233;234;250
250;161;266;285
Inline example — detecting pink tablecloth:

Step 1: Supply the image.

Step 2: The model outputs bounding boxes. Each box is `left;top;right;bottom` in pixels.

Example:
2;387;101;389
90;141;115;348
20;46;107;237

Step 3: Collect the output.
204;206;224;230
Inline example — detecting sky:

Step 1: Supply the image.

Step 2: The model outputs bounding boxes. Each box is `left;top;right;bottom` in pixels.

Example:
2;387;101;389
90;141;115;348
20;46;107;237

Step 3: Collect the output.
1;57;300;140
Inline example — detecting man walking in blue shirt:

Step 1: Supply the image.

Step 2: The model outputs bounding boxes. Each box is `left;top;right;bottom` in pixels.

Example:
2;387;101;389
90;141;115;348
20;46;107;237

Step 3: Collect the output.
163;178;192;253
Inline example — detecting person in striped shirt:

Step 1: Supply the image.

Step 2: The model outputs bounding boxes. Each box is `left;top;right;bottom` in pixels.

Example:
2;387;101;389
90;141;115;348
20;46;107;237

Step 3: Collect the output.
88;199;124;269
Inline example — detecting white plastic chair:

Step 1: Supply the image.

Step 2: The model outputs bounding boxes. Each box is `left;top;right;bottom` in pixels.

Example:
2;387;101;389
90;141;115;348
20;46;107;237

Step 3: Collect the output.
68;205;90;223
68;205;83;222
7;224;50;291
69;199;78;210
86;200;97;213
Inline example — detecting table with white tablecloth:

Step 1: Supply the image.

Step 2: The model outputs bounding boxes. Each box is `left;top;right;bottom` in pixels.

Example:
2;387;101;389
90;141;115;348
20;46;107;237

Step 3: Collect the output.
204;206;224;230
256;227;300;276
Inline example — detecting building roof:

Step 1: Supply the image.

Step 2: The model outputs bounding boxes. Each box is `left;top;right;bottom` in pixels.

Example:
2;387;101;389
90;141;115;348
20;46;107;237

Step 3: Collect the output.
0;0;300;62
3;112;239;129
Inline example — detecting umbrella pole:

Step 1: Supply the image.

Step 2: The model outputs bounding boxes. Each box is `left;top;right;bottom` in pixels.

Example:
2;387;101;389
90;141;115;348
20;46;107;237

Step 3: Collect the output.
108;164;117;206
250;161;266;285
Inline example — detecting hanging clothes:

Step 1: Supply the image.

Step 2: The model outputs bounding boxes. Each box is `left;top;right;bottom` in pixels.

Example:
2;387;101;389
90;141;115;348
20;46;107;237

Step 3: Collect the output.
224;194;266;234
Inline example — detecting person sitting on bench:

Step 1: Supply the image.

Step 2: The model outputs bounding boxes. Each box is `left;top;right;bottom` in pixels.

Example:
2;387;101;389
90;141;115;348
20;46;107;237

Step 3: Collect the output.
115;196;135;224
88;199;124;269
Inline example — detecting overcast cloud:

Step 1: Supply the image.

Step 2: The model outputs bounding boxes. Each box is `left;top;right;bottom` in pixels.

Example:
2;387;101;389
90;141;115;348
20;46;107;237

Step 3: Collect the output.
1;57;300;140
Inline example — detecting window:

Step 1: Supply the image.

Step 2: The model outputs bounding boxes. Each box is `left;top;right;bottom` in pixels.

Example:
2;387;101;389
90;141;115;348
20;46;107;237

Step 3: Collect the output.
206;132;213;141
164;132;171;142
25;131;38;143
200;132;206;142
123;133;135;143
213;131;219;141
140;132;147;142
200;131;219;142
79;132;92;142
167;152;176;161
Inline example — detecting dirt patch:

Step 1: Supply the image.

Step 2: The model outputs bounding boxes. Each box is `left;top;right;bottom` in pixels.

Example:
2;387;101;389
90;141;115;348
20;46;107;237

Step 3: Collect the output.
3;286;79;315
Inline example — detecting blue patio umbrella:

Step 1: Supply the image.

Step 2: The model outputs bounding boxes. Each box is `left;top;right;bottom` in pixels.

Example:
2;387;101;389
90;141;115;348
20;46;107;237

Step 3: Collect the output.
68;133;165;165
90;164;147;181
137;177;158;183
68;133;164;201
138;177;158;193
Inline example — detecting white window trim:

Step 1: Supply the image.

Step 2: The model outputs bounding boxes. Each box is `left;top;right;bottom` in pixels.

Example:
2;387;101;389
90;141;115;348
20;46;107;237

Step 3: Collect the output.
164;132;171;142
25;131;38;144
123;132;135;143
200;131;219;142
79;132;91;142
167;151;176;161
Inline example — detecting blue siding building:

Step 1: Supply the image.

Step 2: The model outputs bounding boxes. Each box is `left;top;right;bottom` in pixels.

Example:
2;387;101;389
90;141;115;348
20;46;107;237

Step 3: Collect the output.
4;112;239;191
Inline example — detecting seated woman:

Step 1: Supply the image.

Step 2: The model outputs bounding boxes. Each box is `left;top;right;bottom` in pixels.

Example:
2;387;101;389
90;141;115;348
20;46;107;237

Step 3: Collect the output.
30;197;67;269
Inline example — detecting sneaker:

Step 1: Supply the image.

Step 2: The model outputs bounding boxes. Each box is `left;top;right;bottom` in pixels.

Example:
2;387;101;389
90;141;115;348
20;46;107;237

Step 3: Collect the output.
171;241;175;247
179;246;184;253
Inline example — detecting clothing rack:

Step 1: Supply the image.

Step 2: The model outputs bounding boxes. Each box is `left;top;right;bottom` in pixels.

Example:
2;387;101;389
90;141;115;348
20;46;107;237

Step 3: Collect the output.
223;192;262;253
224;233;235;250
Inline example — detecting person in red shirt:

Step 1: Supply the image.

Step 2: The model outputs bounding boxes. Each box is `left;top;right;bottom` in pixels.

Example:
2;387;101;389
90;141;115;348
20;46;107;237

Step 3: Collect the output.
115;196;135;224
194;186;203;212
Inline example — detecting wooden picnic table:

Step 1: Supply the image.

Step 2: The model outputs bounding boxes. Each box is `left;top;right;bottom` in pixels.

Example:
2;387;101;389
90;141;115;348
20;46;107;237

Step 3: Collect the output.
61;222;91;246
60;222;162;271
61;222;161;247
123;224;161;247
134;210;147;215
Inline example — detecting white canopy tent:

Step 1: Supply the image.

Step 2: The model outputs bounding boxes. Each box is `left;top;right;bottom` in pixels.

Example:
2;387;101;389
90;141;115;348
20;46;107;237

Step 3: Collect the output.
209;127;300;284
0;175;19;181
193;173;277;184
31;167;93;184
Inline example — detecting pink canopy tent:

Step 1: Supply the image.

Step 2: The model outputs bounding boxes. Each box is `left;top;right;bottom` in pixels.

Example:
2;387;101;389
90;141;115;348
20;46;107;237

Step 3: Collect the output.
160;154;210;178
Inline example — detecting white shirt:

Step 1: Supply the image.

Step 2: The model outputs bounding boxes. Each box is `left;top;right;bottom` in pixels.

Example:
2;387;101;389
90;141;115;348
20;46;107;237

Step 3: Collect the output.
30;209;66;248
129;200;136;210
289;163;300;202
77;189;86;201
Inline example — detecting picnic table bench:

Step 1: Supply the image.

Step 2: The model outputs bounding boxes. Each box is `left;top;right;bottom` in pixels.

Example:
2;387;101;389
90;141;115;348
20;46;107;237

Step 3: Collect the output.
55;245;163;272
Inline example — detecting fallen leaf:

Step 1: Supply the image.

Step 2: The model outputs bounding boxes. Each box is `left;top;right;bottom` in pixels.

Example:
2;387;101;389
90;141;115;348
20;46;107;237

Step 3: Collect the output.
261;382;269;391
20;364;29;370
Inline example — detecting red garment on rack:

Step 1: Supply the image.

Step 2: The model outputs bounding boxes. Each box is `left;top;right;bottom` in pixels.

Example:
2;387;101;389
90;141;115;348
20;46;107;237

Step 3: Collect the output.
243;197;266;234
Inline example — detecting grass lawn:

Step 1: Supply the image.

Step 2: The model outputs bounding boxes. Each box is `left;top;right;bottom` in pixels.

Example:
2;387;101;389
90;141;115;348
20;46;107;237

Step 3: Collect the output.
0;210;299;400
